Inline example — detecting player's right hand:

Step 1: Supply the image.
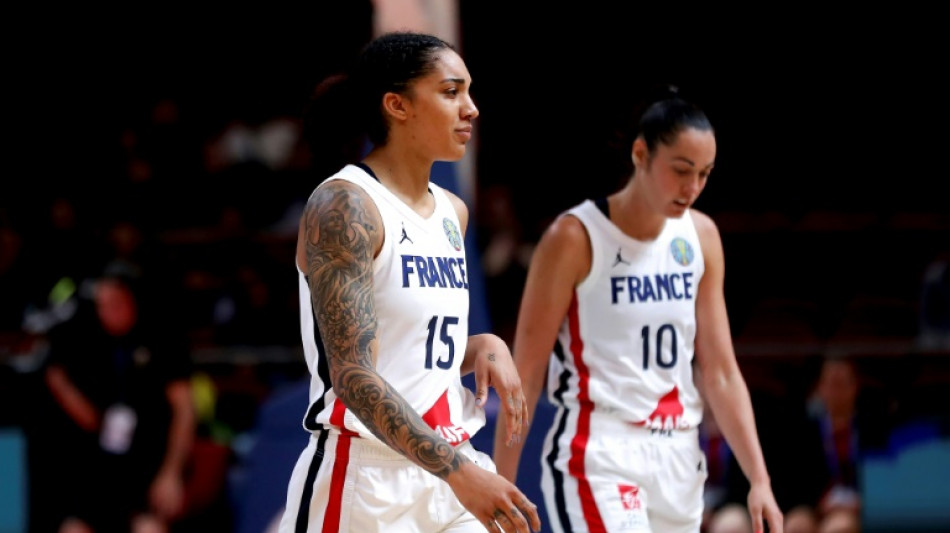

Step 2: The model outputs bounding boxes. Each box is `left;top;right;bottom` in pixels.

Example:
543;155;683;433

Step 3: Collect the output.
448;461;541;532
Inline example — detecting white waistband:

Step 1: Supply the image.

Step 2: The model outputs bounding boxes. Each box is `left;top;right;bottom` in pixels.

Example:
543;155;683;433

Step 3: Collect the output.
589;411;699;441
316;431;476;463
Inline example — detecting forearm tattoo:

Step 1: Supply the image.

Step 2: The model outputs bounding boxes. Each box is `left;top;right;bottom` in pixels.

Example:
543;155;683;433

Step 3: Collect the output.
304;184;466;479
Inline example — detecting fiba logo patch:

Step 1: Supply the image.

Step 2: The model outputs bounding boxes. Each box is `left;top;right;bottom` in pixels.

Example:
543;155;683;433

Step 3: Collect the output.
443;218;462;251
670;237;694;266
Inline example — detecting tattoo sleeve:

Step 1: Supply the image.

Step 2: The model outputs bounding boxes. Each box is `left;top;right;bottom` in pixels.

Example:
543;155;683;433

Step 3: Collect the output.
303;182;467;479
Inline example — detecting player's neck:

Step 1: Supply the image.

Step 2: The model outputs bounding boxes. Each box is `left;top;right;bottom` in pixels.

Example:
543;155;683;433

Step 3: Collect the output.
362;150;434;214
609;188;666;241
363;150;431;190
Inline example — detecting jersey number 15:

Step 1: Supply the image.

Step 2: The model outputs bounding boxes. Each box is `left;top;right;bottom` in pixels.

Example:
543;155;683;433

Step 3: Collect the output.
425;315;458;369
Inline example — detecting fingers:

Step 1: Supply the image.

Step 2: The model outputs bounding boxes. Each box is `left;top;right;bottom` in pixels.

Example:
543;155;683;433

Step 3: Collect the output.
518;495;542;531
475;364;490;407
480;493;540;533
505;393;525;446
507;393;520;432
493;508;516;532
489;502;534;533
750;503;783;533
750;509;764;533
476;386;489;407
522;395;530;428
766;507;784;533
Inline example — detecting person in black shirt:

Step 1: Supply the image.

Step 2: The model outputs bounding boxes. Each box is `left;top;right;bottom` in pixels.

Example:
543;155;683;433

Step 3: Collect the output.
43;273;195;533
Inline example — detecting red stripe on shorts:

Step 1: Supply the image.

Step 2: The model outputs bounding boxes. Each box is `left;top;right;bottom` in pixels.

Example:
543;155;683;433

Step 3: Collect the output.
322;398;355;531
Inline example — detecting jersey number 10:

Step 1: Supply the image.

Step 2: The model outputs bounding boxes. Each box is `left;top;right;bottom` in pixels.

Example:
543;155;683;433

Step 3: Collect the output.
641;324;678;370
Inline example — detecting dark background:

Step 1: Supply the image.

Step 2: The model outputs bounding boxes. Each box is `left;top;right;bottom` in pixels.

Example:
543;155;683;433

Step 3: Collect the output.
20;6;949;238
21;6;949;269
20;6;948;203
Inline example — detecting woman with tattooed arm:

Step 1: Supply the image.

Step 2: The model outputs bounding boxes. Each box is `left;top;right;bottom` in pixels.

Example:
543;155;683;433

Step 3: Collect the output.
276;32;540;533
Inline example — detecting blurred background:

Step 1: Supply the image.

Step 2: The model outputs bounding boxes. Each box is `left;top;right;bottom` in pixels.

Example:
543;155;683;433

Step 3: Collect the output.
2;2;949;532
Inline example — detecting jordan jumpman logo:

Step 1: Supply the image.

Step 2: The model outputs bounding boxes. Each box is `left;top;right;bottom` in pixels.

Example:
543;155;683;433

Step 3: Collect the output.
613;247;630;266
399;223;413;244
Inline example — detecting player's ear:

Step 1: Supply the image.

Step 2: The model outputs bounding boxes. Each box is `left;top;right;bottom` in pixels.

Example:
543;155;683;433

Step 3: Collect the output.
382;92;408;122
631;137;648;168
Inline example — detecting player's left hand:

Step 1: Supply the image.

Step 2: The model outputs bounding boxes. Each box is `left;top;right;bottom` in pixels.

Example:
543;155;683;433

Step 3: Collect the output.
471;334;529;447
747;481;784;533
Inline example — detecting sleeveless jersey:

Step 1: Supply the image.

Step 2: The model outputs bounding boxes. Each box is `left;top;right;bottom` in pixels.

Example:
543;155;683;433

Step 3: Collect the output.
546;199;706;430
297;164;484;446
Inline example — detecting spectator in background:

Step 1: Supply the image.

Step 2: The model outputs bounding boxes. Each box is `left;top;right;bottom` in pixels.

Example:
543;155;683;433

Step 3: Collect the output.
700;354;877;533
42;273;195;533
783;356;864;533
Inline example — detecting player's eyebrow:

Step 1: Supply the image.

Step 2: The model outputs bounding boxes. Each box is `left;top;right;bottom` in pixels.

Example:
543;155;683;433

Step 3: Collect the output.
672;156;714;169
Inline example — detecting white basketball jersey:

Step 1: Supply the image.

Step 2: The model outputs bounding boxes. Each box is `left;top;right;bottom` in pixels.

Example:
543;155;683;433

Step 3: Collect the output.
547;198;705;430
297;163;484;446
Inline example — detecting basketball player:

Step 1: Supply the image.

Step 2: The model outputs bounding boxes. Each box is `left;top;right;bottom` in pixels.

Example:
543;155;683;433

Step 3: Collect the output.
493;92;783;533
277;32;540;533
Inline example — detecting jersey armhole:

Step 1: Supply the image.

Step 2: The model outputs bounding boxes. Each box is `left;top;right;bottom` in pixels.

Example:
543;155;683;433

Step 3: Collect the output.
564;211;598;295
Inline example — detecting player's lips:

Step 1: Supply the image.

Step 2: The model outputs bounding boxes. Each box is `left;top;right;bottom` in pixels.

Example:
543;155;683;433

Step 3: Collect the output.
455;126;472;142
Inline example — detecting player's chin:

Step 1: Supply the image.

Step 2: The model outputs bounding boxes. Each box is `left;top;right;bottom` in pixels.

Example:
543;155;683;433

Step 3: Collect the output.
667;203;689;217
441;144;468;161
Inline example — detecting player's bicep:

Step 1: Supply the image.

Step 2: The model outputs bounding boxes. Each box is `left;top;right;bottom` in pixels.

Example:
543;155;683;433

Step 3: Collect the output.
301;181;383;368
514;216;590;373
